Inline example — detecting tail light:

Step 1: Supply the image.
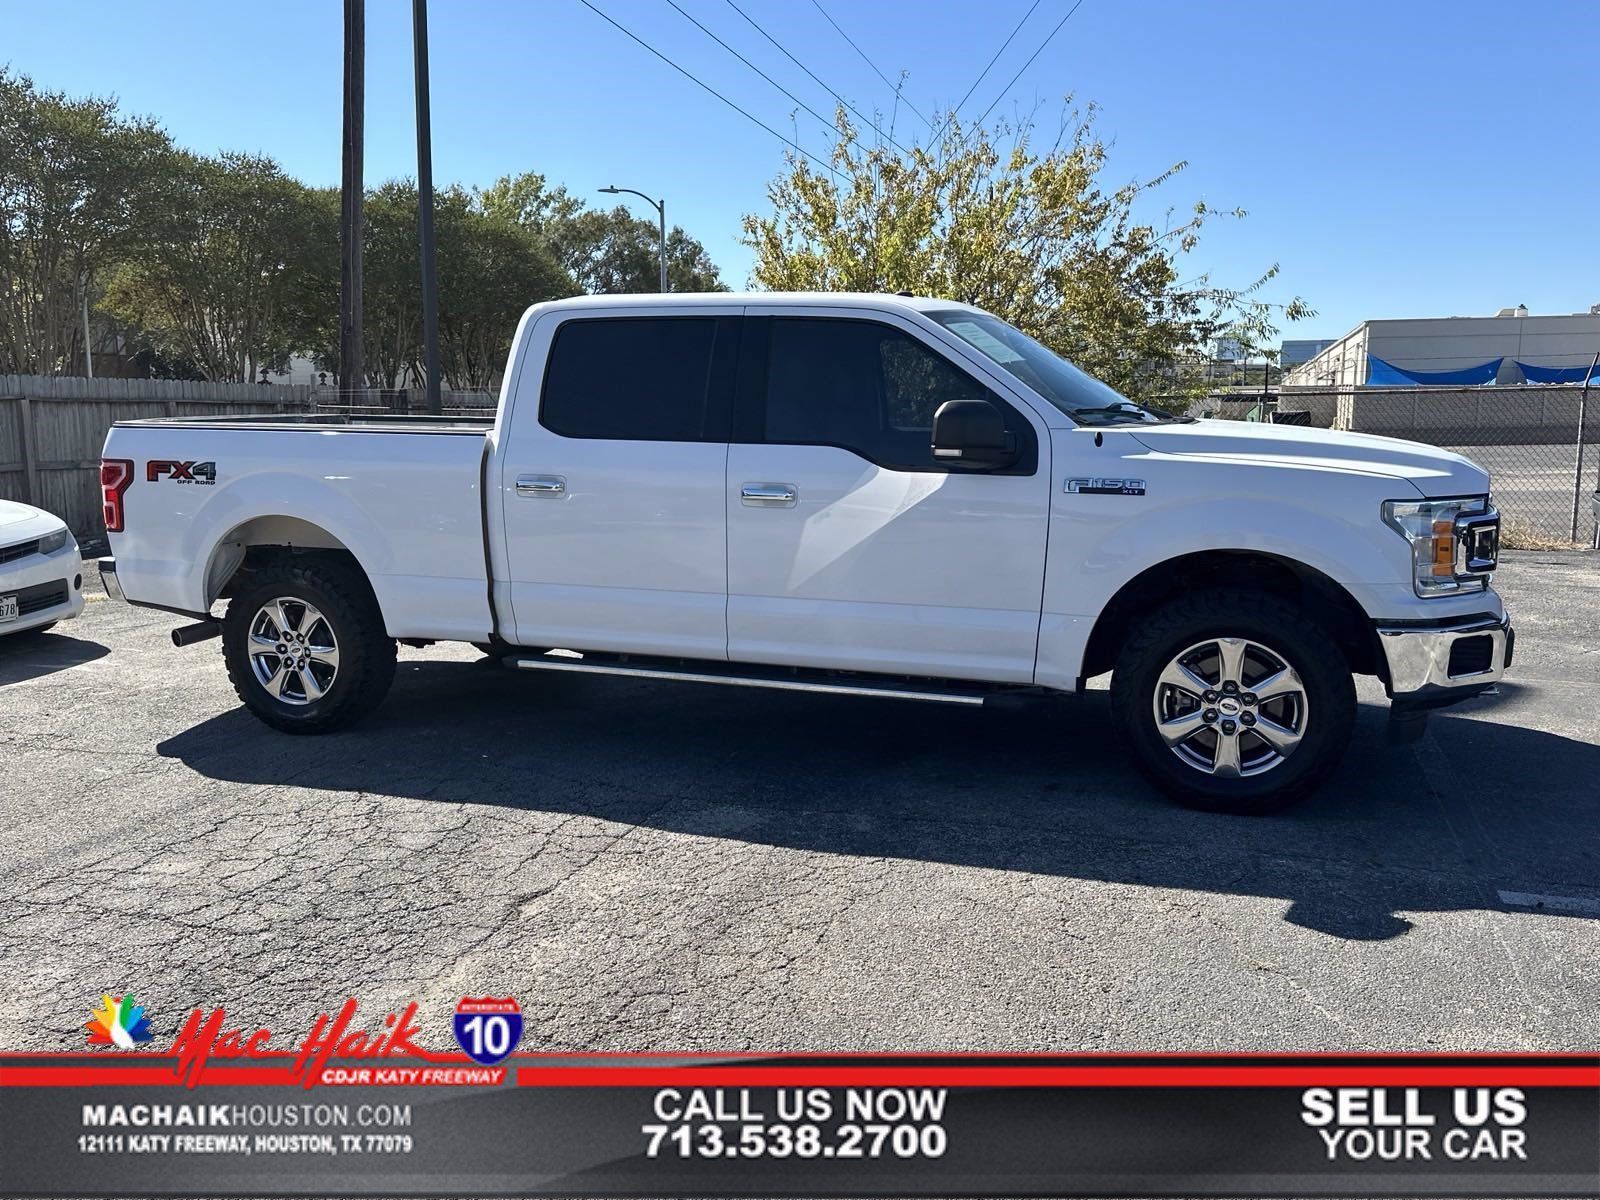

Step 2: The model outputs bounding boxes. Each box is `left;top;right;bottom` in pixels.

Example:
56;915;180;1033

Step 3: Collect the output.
101;458;134;532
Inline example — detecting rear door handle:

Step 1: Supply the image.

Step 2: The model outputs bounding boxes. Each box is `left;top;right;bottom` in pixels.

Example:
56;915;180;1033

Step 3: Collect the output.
516;474;566;498
741;483;797;508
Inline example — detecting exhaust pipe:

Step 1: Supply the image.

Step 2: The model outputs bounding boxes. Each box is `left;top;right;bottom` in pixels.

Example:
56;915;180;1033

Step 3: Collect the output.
171;619;223;647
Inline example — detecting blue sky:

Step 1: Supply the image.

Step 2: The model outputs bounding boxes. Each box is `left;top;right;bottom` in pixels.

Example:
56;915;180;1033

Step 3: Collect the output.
5;0;1597;342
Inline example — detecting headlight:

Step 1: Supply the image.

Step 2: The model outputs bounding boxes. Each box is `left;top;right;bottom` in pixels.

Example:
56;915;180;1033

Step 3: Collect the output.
36;527;70;556
1381;497;1497;596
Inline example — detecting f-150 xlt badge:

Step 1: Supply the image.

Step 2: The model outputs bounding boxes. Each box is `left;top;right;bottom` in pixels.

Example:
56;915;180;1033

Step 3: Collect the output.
1065;477;1145;496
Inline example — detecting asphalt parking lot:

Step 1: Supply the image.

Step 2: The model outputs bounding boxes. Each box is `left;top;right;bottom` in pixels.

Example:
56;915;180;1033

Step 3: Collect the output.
2;552;1597;1054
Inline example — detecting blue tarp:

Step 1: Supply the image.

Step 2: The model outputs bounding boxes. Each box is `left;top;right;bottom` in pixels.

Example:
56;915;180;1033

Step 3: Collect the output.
1516;360;1600;384
1366;355;1504;386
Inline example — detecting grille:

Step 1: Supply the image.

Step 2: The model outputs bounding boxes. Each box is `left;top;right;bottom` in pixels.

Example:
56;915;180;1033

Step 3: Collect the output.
1448;634;1495;678
7;580;69;616
0;539;40;565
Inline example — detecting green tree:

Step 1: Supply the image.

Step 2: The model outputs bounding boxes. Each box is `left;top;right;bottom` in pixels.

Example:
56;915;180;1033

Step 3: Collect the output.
101;152;334;382
742;104;1310;400
477;172;727;294
0;68;173;374
354;181;577;390
437;190;575;389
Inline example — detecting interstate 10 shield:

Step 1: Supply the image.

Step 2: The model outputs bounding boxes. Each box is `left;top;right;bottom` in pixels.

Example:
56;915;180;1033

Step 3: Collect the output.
452;996;522;1065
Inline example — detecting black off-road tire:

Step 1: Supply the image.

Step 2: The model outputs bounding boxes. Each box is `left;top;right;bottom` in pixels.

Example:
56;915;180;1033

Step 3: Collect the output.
222;558;396;734
1109;588;1355;814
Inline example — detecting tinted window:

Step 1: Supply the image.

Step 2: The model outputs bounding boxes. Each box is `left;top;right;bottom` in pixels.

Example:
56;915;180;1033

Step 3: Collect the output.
763;318;1031;472
541;317;726;441
925;308;1144;418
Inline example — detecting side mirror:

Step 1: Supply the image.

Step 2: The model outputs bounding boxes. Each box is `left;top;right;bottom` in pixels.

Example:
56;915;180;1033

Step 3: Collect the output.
931;399;1015;468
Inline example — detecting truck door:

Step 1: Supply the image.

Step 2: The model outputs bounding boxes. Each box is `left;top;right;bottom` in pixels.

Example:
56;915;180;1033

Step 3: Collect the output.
726;309;1052;682
500;309;741;659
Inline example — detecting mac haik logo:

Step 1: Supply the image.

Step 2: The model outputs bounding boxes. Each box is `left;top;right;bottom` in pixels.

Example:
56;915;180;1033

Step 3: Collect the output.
85;994;155;1048
453;996;522;1065
168;997;424;1088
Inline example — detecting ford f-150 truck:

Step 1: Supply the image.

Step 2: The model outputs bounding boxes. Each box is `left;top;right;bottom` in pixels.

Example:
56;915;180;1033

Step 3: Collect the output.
99;293;1512;812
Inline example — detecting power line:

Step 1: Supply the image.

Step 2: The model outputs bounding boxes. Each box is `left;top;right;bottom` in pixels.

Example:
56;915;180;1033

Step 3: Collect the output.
722;0;915;157
575;0;836;175
972;0;1087;130
938;0;1041;136
664;0;837;145
809;0;934;130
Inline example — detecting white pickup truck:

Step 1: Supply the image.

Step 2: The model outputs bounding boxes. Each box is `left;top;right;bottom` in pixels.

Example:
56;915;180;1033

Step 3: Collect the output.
99;293;1512;812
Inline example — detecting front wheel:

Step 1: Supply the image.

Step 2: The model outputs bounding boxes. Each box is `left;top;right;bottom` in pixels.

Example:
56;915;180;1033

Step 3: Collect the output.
1109;589;1355;814
222;558;396;734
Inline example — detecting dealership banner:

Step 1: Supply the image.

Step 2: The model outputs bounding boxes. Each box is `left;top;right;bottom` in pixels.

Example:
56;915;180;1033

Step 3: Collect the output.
2;999;1597;1196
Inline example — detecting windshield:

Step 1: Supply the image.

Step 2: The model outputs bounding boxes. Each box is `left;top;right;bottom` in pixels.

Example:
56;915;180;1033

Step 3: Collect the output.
926;309;1169;424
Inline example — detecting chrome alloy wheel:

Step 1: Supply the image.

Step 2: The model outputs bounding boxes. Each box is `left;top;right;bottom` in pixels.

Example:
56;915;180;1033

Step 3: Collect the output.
1151;637;1309;778
248;598;340;706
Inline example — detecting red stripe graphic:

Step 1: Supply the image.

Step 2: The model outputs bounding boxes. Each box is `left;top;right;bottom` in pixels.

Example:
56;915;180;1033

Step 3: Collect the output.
3;1063;1595;1088
511;1066;1600;1088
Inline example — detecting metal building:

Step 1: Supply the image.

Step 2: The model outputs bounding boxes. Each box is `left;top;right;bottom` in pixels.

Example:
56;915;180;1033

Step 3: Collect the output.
1282;305;1600;387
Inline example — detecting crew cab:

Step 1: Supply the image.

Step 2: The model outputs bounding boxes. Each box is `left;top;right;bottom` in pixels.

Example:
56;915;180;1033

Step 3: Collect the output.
98;293;1512;812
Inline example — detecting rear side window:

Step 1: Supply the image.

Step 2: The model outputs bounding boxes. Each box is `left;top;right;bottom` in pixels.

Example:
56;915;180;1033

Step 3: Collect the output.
541;317;730;441
760;318;1034;473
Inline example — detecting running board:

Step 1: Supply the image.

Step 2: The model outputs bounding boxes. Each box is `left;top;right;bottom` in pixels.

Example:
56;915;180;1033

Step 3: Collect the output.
504;650;994;706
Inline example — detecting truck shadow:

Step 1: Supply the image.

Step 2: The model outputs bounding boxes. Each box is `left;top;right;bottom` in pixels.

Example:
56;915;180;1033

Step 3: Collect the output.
0;631;110;686
156;659;1600;942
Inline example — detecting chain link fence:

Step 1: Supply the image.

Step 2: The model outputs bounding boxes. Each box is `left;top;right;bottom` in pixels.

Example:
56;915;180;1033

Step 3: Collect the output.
1171;384;1599;548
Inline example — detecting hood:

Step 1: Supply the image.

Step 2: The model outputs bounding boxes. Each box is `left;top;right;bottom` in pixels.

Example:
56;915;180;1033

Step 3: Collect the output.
1128;420;1490;497
0;498;65;536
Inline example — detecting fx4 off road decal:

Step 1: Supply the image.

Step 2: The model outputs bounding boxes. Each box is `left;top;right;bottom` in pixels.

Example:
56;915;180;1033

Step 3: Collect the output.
1065;477;1145;496
147;460;217;485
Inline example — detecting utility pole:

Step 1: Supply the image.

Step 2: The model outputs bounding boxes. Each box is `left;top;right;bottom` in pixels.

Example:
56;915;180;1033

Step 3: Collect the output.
339;0;365;398
413;0;442;414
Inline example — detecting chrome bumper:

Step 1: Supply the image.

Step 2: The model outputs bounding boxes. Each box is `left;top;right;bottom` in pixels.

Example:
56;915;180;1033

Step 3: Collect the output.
1375;612;1513;699
98;557;125;602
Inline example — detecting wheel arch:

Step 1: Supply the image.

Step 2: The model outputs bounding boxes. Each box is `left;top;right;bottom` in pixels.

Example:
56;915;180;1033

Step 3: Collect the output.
203;516;379;613
1079;549;1381;685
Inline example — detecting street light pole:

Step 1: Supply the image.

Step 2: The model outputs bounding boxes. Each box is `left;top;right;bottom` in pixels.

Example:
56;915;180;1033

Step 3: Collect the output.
598;186;667;293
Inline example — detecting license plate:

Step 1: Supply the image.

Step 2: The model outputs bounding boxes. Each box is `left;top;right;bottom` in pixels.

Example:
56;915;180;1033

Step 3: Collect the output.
0;595;17;624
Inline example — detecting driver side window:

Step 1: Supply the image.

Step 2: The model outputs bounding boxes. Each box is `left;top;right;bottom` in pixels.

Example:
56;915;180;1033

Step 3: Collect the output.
759;317;1034;473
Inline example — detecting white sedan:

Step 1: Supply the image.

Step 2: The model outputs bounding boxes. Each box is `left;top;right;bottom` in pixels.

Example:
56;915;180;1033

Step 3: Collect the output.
0;499;85;636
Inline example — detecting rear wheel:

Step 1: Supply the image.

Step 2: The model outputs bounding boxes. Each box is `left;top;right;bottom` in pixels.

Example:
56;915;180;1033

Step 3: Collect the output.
222;559;395;733
1109;589;1355;814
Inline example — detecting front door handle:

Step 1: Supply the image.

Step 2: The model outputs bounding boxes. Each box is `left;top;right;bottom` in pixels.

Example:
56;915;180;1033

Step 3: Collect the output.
516;474;566;498
741;483;797;508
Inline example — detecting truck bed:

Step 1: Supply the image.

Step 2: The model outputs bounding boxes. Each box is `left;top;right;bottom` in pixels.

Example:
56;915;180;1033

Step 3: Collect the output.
102;416;495;641
112;412;495;434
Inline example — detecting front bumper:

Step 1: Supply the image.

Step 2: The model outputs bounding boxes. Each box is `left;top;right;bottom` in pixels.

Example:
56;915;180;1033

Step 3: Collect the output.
0;553;86;635
1375;611;1514;708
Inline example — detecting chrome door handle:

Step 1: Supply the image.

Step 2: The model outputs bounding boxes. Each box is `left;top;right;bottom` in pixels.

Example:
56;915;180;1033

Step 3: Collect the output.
741;483;797;508
515;474;566;498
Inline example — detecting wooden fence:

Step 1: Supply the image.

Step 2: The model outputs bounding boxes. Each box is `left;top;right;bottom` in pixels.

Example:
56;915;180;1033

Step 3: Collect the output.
0;377;498;544
0;376;319;544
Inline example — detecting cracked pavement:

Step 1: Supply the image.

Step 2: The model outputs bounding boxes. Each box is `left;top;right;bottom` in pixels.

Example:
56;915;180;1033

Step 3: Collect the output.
1;552;1596;1053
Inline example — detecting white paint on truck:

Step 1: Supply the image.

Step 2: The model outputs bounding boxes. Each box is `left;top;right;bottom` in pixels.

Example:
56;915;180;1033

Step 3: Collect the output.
99;292;1513;812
